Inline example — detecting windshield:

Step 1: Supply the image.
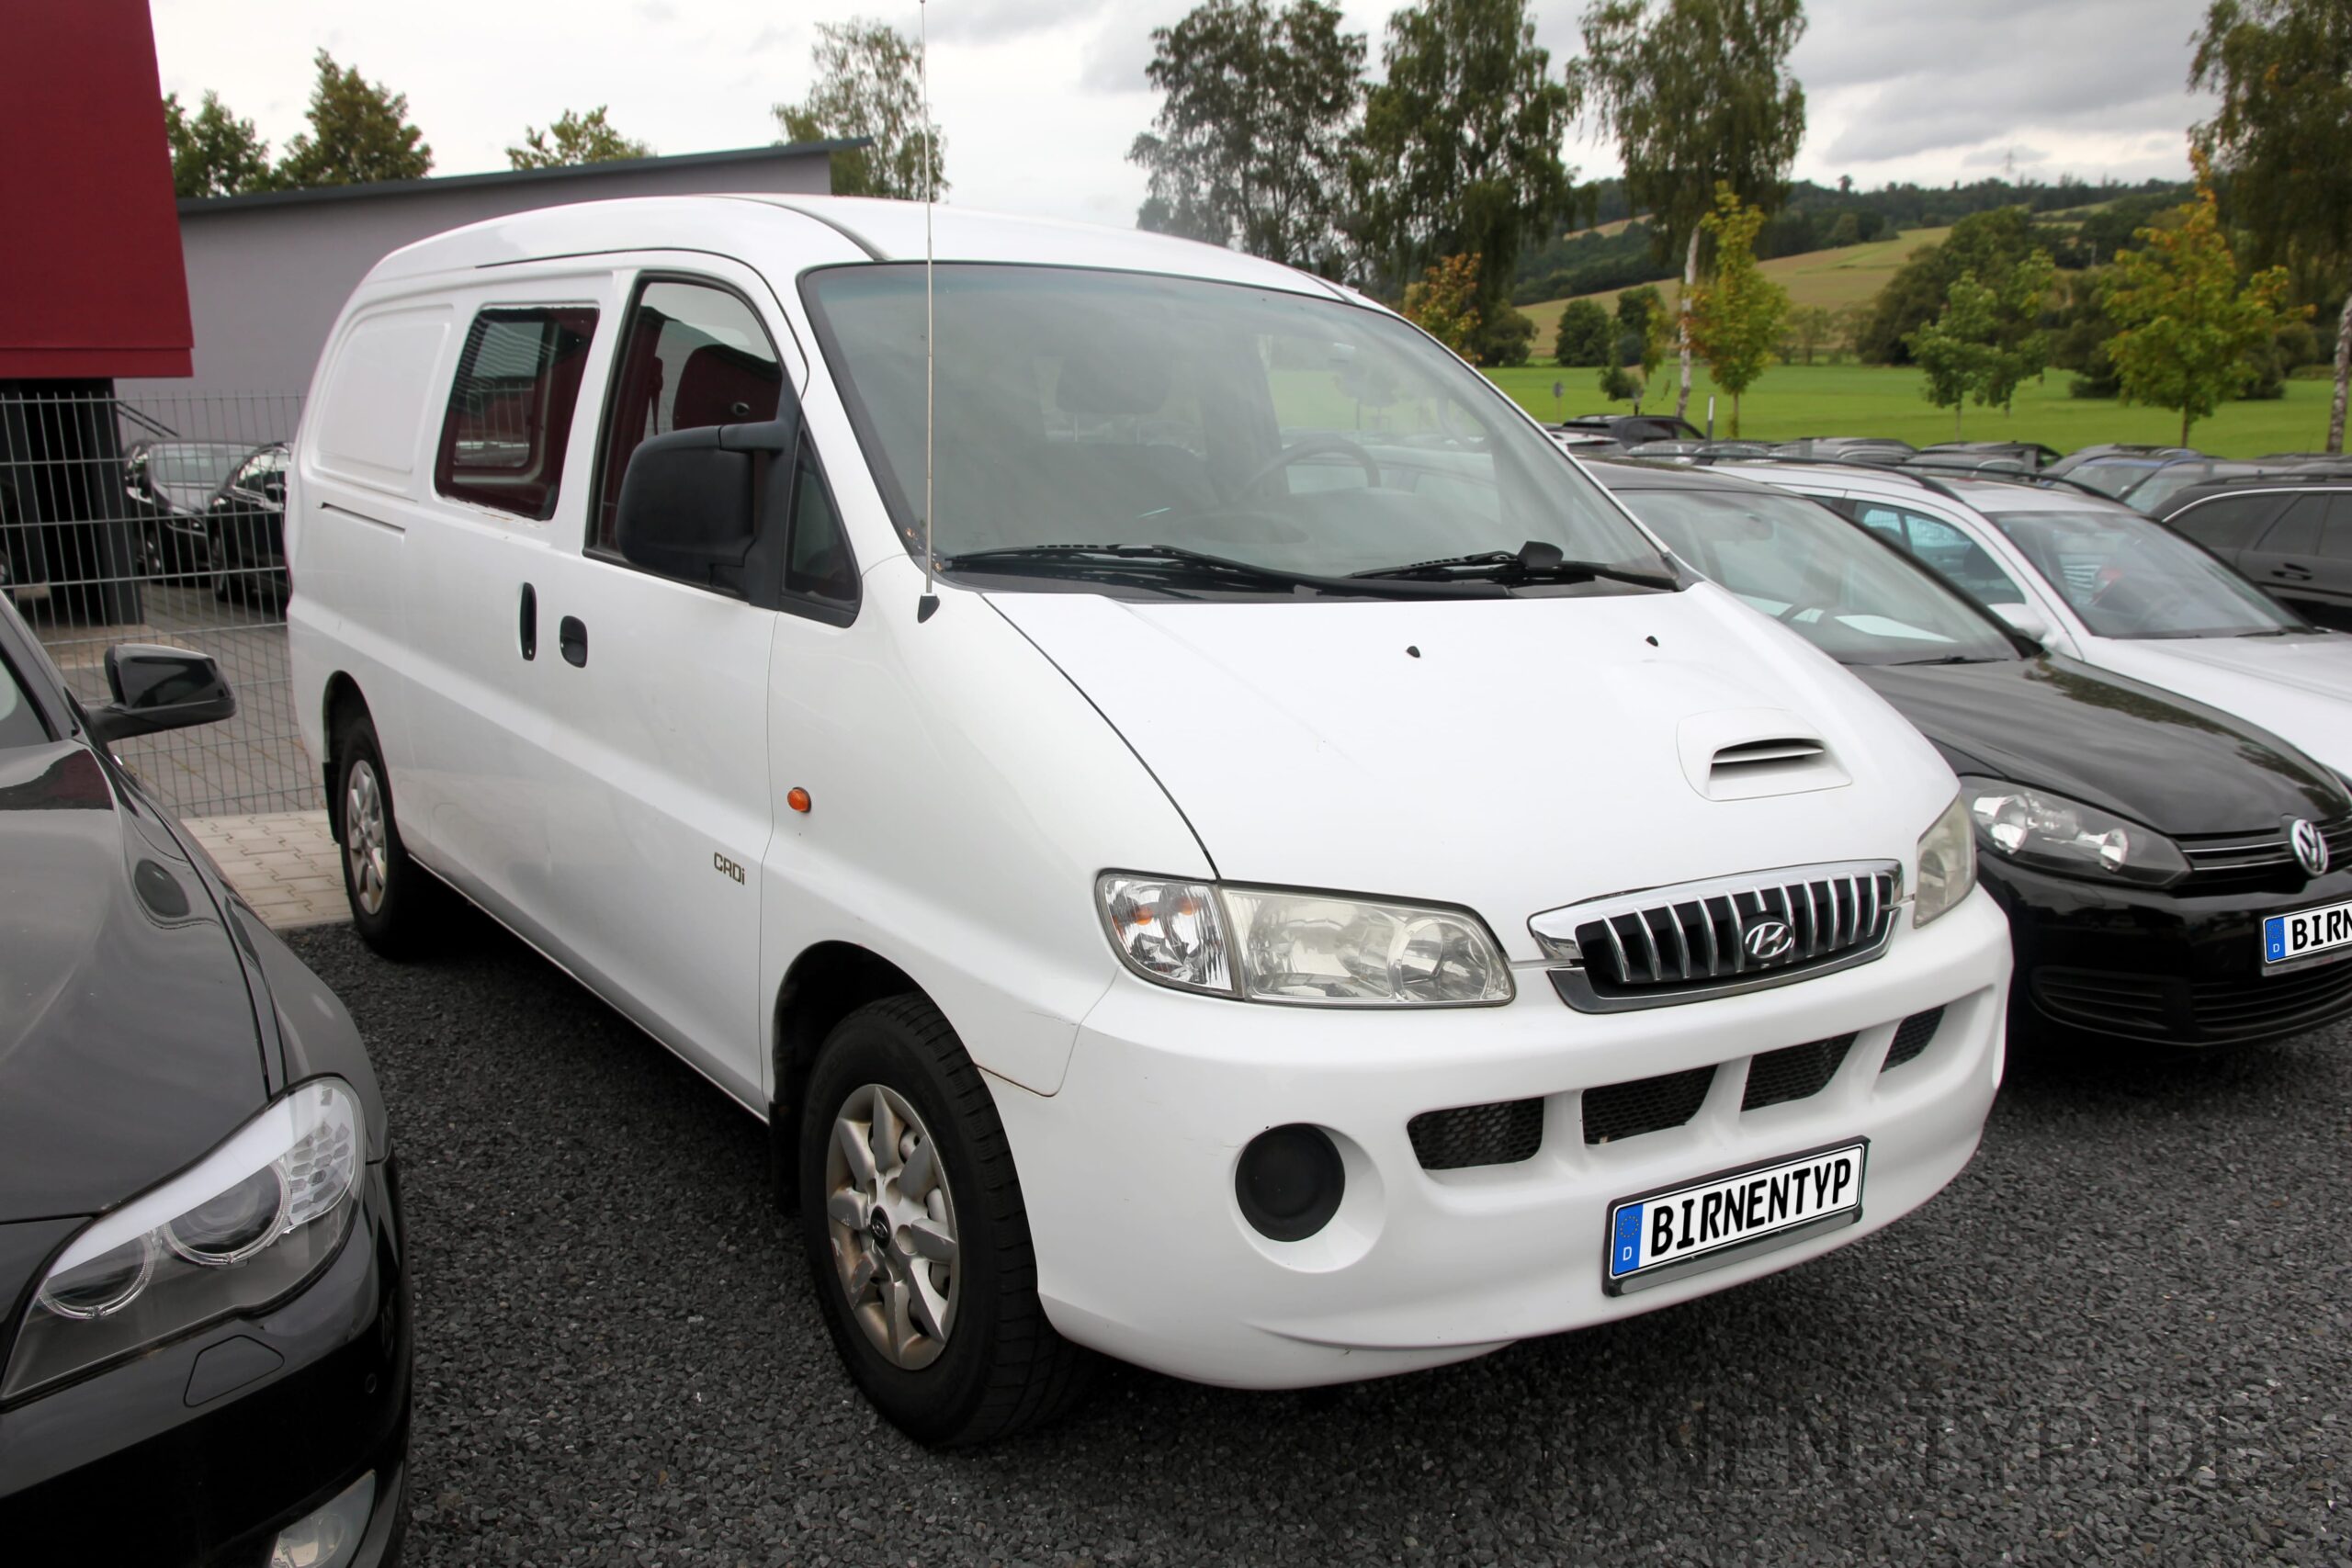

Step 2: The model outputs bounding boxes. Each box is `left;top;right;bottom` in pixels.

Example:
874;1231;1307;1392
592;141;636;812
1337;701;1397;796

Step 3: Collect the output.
1981;505;2308;637
801;265;1668;592
1612;482;2018;664
146;445;245;488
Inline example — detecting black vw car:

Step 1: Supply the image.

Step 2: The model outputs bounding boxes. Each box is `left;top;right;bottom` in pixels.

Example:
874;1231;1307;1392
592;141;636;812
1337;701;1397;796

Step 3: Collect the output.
1596;460;2352;1046
0;598;409;1562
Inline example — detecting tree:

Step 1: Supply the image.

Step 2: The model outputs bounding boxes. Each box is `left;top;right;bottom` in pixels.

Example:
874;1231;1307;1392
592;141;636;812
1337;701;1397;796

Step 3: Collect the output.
1635;288;1674;407
1599;334;1638;403
1554;298;1613;365
1616;283;1663;336
1575;0;1807;421
1129;1;1364;273
1824;210;1861;248
274;51;432;189
2191;0;2352;449
2100;178;2304;445
1784;303;1833;364
1907;275;2000;437
1857;208;2045;365
1350;0;1577;321
1473;301;1539;366
1400;253;1483;359
508;107;650;170
775;18;945;200
164;90;272;198
1687;186;1789;436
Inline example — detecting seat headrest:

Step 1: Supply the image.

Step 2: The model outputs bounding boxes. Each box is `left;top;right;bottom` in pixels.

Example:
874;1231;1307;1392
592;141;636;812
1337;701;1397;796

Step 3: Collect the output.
673;342;782;430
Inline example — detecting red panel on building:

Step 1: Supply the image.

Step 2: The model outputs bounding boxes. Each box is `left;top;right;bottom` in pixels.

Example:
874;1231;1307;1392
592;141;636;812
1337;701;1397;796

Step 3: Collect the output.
0;0;193;379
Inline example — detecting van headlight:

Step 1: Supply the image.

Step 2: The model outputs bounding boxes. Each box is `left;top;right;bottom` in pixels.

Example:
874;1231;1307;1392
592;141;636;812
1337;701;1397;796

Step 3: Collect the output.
1913;793;1978;928
3;1078;363;1402
1098;875;1513;1005
1959;776;2188;887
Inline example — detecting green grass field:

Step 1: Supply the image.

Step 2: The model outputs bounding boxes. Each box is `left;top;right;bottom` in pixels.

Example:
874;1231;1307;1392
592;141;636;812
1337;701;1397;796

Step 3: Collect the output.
1518;227;1952;345
1482;360;2341;458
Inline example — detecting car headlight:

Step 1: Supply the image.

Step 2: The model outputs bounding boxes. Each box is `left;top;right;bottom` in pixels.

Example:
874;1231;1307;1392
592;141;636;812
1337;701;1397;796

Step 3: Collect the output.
1958;776;2188;887
1913;792;1978;928
1098;875;1513;1005
3;1078;363;1403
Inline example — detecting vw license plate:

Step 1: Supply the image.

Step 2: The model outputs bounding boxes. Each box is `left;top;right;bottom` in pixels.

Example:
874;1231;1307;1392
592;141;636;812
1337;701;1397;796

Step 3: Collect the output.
2265;900;2352;965
1606;1141;1866;1293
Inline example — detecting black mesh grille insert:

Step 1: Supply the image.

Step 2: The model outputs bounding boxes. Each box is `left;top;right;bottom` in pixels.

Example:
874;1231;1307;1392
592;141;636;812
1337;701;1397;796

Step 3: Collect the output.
1883;1007;1944;1070
1741;1033;1855;1111
1408;1098;1544;1170
1582;1066;1714;1145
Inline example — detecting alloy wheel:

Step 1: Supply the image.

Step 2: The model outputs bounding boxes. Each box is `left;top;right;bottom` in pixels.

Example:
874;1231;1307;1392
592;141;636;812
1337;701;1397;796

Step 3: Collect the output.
823;1082;960;1370
343;759;390;916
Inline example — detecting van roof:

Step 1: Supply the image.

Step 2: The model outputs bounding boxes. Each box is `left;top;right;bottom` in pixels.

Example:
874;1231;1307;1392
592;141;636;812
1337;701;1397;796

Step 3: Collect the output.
364;193;1358;305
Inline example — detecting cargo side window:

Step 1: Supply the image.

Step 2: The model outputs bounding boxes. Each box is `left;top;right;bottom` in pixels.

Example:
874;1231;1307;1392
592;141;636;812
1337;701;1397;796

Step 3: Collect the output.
435;307;599;520
594;278;785;550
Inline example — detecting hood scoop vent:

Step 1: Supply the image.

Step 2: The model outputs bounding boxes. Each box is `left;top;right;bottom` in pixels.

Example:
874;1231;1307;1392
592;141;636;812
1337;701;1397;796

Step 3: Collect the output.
1679;710;1849;801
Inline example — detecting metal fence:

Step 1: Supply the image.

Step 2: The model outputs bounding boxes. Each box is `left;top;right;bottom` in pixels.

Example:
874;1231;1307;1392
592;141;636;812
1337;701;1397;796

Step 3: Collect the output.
1;386;313;818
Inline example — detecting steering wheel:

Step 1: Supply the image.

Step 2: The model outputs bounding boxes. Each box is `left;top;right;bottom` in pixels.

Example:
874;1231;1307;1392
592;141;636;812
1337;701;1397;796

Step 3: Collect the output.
1239;434;1382;498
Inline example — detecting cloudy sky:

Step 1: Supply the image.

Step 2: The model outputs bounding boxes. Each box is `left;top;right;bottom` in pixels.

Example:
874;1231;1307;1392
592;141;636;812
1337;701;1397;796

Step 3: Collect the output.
150;0;2216;226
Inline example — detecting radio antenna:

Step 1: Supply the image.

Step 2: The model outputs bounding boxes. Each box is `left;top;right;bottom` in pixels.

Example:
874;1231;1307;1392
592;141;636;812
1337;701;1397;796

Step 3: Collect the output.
916;0;940;623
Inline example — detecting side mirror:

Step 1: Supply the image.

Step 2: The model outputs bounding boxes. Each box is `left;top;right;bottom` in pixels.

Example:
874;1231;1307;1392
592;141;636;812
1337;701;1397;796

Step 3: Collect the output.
87;644;236;743
1990;600;2052;645
614;420;793;591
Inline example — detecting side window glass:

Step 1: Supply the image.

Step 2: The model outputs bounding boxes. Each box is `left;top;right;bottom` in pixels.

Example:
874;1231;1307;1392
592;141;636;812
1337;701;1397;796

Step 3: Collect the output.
1849;502;1906;546
2258;495;2325;556
435;307;599;519
595;279;784;549
2169;495;2278;554
785;448;859;608
2322;494;2352;559
1894;508;2026;605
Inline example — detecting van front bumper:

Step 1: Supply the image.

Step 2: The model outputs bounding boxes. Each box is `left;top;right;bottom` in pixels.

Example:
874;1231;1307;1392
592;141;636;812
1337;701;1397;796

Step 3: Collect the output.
997;888;2009;1389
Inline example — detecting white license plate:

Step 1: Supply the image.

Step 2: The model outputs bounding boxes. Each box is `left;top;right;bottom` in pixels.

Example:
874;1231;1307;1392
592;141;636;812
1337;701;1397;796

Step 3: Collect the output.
1605;1141;1866;1293
2265;900;2352;965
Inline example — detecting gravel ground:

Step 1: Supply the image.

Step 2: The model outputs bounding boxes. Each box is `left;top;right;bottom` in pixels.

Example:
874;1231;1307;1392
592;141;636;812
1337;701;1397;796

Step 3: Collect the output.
287;920;2352;1568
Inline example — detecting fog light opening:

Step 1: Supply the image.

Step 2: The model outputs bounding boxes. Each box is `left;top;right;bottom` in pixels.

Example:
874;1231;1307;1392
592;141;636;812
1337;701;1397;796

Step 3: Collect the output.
1236;1124;1345;1242
270;1470;376;1568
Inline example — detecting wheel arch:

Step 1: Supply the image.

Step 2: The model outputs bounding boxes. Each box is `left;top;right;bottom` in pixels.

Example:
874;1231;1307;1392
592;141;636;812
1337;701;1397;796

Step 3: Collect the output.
320;673;369;823
770;942;927;1196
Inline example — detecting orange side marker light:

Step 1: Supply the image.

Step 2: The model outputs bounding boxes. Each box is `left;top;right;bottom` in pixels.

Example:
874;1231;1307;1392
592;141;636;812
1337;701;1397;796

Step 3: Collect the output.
786;787;812;814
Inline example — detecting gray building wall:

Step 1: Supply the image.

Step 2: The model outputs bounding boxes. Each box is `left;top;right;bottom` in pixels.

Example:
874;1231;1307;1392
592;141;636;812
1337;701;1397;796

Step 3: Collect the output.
117;141;844;440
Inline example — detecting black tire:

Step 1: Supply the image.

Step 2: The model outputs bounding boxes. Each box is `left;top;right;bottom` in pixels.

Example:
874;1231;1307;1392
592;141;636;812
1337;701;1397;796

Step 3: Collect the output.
209;525;234;603
330;707;443;957
798;996;1091;1447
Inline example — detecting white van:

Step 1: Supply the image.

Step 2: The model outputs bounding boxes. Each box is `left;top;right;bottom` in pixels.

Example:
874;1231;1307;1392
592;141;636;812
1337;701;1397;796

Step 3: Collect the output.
288;197;2009;1445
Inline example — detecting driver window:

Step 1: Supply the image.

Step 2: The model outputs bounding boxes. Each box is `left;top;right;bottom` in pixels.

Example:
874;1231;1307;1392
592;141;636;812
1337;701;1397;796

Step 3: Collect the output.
1853;503;2025;605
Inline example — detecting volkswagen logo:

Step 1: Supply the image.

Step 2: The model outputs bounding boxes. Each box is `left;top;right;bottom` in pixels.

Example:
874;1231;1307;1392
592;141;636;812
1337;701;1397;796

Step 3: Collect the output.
1744;919;1797;963
2290;818;2330;878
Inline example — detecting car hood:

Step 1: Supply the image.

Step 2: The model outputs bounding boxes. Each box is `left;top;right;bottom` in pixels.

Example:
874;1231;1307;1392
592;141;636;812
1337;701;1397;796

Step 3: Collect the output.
0;742;266;1222
2088;632;2352;778
154;481;218;515
989;582;1958;962
1850;657;2346;835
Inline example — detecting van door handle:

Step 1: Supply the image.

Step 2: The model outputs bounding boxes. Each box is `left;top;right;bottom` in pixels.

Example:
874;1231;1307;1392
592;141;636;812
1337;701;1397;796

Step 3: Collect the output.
519;583;537;660
560;615;588;667
2273;562;2312;580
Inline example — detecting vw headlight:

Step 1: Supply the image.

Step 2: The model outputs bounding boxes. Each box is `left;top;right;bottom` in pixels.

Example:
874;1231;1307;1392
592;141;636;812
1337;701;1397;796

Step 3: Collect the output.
1958;776;2188;887
1098;875;1512;1006
1914;793;1977;928
4;1078;363;1402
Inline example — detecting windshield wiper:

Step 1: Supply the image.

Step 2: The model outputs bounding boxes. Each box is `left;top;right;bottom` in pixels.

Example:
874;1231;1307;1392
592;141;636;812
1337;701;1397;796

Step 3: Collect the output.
1350;539;1677;590
1888;653;2007;666
941;543;1501;598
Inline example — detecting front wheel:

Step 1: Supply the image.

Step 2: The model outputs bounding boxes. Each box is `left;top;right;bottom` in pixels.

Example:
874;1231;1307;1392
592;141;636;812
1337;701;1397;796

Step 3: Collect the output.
798;996;1090;1446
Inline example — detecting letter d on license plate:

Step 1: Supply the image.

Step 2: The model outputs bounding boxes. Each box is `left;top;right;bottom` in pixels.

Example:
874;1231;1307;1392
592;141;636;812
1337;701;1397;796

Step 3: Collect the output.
1605;1141;1867;1294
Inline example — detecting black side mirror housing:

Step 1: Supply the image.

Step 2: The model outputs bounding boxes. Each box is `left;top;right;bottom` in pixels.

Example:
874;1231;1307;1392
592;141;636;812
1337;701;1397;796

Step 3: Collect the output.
88;644;237;743
614;420;795;593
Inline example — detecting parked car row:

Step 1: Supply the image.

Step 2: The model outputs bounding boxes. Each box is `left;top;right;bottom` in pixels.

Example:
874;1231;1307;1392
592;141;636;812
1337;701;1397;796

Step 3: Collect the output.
8;199;2350;1560
122;437;290;603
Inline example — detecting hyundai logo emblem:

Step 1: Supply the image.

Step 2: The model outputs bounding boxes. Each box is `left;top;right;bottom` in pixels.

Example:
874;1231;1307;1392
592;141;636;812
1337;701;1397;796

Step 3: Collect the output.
1744;919;1797;963
2290;818;2330;878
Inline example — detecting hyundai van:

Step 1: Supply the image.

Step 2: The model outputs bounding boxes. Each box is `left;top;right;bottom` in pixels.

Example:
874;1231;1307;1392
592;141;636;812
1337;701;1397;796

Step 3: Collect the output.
288;197;2009;1445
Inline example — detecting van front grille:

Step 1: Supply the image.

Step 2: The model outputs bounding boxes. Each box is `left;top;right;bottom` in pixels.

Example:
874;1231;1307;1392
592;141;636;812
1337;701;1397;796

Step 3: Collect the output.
1533;861;1902;1012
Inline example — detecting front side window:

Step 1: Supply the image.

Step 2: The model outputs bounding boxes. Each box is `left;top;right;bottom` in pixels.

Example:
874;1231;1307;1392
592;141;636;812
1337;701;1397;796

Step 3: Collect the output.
0;652;48;750
594;279;785;550
1848;502;2028;606
1620;485;2016;665
2168;493;2286;554
1983;505;2306;637
2256;494;2326;557
801;264;1668;594
785;452;858;606
436;307;599;520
